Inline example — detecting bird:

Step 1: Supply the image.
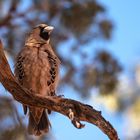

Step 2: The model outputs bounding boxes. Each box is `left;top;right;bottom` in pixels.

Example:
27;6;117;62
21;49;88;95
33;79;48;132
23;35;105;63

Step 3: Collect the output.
14;24;60;136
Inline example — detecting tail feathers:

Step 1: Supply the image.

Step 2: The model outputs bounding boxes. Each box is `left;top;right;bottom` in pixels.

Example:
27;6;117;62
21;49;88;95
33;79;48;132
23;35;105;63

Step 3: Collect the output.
28;110;51;136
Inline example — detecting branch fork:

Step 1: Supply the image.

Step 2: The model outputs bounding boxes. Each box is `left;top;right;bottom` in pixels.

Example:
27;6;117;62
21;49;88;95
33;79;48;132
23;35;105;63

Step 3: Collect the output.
68;108;85;129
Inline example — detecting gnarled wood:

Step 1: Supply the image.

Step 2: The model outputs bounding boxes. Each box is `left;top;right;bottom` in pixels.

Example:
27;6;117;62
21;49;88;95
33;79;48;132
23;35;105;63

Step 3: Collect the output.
0;39;119;140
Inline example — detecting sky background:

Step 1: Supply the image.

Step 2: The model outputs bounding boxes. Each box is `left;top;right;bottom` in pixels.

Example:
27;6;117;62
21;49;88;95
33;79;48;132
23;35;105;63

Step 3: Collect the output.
99;0;140;75
1;1;140;140
49;1;140;140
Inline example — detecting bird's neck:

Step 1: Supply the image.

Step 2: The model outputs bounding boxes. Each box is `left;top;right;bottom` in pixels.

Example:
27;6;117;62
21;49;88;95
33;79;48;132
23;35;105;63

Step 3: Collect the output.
25;35;50;47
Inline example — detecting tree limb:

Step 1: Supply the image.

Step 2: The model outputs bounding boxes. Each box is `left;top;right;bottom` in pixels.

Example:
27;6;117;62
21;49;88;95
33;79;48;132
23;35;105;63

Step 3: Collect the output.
0;39;119;140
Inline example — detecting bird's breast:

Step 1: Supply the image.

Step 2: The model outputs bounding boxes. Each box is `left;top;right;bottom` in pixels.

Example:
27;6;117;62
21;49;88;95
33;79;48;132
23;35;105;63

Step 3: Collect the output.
22;47;59;96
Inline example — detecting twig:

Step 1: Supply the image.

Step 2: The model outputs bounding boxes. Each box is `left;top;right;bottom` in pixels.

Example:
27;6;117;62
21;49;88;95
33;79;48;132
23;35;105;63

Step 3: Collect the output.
0;39;119;140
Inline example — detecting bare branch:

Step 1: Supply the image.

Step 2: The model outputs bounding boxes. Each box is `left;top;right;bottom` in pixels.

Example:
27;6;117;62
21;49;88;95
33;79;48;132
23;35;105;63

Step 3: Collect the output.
0;39;119;140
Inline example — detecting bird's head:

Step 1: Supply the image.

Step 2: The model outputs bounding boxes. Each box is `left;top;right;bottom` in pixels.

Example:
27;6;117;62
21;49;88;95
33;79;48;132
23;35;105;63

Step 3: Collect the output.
25;24;54;46
34;24;54;41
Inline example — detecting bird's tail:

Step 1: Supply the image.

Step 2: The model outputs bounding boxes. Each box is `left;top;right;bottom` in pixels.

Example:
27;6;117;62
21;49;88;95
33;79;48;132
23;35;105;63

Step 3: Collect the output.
28;110;51;136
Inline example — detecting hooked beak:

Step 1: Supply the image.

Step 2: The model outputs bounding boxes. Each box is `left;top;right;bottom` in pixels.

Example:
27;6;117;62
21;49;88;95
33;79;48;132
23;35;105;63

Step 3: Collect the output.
44;26;54;33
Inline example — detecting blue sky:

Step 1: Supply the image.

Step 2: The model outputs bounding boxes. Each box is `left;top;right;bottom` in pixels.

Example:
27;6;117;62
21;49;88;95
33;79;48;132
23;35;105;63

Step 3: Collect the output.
99;0;140;74
54;1;140;140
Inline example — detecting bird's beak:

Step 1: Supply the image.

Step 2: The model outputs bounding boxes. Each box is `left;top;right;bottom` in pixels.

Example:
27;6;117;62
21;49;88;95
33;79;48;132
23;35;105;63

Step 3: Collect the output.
44;26;54;33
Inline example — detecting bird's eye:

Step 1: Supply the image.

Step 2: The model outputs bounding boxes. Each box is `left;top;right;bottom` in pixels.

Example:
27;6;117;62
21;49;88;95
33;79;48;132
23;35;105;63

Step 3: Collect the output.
39;27;49;40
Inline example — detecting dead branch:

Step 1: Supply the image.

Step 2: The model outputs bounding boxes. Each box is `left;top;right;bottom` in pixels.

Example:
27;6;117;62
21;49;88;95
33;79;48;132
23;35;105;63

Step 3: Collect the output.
0;39;119;140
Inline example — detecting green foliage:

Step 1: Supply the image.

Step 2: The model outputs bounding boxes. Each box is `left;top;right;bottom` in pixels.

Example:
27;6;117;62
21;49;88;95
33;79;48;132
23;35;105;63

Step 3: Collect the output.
84;50;122;94
61;1;105;36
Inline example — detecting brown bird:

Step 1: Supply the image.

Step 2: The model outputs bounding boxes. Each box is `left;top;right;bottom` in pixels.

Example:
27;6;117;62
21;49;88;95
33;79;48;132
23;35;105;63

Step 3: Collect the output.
14;24;60;136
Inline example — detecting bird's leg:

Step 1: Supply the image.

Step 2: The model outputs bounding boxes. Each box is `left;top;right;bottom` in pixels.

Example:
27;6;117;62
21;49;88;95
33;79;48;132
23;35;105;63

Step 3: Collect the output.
50;91;55;96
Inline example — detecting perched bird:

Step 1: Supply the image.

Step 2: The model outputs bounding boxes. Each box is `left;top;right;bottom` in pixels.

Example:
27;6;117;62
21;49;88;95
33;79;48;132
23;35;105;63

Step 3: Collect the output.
14;24;60;136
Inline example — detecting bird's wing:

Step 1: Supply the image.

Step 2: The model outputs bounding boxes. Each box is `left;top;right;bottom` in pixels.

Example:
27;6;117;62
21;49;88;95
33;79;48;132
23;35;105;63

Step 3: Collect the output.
45;49;60;95
14;52;27;114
